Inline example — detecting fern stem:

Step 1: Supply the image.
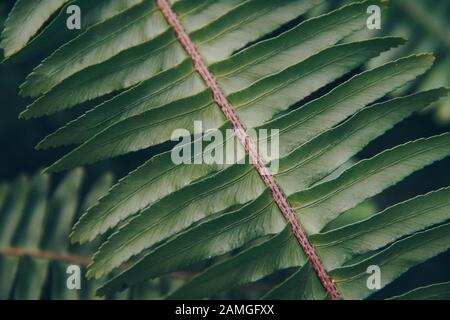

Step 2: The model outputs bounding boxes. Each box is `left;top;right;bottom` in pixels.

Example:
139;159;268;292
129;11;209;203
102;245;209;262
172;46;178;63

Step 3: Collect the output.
155;0;341;300
0;247;200;282
0;247;92;265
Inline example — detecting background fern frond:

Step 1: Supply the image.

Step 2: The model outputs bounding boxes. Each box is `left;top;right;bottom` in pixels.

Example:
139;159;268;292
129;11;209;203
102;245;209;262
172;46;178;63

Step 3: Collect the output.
0;170;184;299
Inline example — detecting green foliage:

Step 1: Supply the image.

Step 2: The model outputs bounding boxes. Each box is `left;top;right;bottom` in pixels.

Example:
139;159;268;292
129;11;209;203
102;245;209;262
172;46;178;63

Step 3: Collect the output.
0;170;103;299
0;0;69;58
0;171;179;300
389;282;450;300
338;0;450;124
389;0;450;124
1;0;450;299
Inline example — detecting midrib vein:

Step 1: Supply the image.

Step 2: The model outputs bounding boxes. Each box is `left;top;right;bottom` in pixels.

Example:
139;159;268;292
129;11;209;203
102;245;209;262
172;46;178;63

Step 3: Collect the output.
155;0;341;300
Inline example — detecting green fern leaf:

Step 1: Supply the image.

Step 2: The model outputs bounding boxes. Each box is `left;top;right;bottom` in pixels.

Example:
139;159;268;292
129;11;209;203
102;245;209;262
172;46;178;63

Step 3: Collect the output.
3;0;449;300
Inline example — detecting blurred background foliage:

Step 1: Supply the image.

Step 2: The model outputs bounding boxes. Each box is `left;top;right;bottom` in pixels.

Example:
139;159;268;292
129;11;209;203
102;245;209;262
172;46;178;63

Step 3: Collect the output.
0;0;449;299
0;169;186;300
335;0;450;125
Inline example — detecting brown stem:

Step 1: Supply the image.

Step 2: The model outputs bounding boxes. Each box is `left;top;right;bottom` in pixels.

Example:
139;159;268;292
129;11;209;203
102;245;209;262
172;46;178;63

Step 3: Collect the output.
0;247;191;280
0;247;92;265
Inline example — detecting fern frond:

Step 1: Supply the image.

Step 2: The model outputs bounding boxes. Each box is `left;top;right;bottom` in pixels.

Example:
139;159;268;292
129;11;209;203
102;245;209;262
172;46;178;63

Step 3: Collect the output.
2;0;449;299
